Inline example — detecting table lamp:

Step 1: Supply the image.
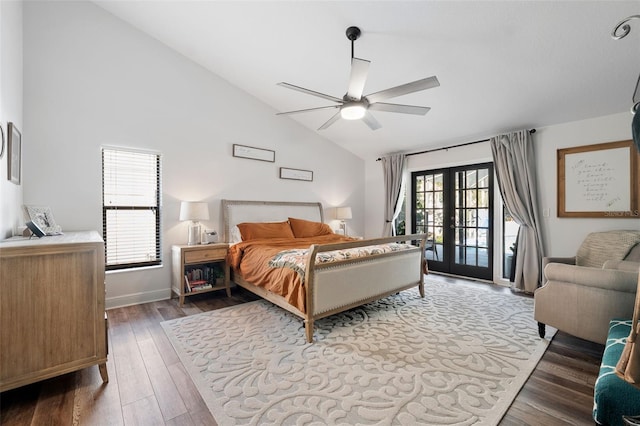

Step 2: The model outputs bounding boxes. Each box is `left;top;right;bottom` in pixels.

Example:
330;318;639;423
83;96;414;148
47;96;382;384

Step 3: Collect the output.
179;201;209;245
336;206;352;236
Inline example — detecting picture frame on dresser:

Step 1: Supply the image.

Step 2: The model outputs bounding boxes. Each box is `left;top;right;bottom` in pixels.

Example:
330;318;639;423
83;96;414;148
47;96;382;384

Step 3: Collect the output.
8;122;21;184
23;205;63;235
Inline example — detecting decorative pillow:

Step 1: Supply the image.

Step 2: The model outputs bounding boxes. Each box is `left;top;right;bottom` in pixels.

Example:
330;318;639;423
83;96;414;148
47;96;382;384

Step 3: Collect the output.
237;221;295;241
288;217;334;238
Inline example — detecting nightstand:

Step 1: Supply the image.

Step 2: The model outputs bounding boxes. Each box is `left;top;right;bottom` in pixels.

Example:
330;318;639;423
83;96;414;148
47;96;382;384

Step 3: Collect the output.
171;243;231;306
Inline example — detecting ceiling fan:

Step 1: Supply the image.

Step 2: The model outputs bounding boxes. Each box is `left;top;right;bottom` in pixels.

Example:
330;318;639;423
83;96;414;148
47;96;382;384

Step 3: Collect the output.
276;26;440;131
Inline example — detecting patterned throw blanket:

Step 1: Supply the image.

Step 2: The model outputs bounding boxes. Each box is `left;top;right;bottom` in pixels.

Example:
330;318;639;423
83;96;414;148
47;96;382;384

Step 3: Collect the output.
268;243;414;282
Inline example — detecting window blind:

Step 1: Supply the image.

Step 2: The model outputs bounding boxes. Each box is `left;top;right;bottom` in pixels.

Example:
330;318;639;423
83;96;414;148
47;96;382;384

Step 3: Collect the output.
102;148;161;270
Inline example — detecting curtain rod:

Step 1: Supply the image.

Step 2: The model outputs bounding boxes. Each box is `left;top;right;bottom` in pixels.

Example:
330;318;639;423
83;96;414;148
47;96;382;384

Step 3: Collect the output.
376;129;536;161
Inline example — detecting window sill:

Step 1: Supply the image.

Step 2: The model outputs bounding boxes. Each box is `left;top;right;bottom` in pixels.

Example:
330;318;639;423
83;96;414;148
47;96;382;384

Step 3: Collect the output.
106;264;163;275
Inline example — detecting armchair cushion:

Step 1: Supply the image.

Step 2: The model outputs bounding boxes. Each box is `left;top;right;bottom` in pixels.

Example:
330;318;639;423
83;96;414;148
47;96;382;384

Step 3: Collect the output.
603;260;640;272
576;230;640;268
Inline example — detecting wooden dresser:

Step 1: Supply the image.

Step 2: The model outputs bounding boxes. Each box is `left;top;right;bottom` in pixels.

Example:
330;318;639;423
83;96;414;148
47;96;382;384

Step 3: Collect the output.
0;231;108;392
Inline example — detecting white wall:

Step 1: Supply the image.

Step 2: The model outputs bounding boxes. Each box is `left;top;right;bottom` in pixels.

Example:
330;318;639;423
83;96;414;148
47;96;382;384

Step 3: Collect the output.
22;1;364;308
365;111;639;281
535;112;639;255
0;0;23;239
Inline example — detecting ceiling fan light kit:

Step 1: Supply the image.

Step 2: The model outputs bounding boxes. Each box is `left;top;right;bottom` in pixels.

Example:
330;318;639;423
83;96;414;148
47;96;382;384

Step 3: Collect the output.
340;102;366;120
277;26;439;131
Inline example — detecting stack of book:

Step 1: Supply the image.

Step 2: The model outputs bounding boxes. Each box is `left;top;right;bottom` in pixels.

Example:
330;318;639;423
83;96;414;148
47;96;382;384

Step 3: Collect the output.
184;276;213;293
183;264;224;293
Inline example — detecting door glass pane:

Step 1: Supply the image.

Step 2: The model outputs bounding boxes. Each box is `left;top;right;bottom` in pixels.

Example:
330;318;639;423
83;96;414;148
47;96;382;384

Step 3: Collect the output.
416;176;424;192
465;247;477;265
466;190;477;207
478;248;489;267
434;174;443;190
466;170;477;188
425;192;434;208
477;208;489;227
478;229;488;247
466;228;477;246
478;168;489;187
435;192;443;208
416;193;425;209
425;175;434;191
478;188;489;207
466;209;477;226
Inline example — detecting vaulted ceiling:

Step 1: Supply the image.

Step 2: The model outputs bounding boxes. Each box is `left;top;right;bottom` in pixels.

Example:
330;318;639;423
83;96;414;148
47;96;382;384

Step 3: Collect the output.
93;1;640;159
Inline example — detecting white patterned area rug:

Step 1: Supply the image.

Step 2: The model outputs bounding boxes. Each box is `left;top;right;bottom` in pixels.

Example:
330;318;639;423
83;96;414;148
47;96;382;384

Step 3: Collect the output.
161;279;556;425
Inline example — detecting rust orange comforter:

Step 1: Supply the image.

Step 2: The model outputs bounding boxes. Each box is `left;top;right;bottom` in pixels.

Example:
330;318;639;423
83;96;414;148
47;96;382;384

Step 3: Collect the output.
227;234;355;313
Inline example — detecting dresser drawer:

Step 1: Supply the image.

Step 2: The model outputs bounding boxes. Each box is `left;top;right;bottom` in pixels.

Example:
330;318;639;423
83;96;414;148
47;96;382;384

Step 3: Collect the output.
184;247;227;263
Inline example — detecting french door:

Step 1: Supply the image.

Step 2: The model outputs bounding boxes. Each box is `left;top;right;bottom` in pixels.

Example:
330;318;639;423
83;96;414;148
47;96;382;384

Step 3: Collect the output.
411;162;494;280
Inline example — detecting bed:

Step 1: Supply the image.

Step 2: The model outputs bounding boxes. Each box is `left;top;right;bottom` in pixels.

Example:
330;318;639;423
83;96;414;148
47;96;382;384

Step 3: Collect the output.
222;199;427;342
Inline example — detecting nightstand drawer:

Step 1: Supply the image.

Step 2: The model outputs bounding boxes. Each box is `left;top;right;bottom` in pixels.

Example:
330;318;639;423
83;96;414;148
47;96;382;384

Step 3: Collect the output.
184;248;227;263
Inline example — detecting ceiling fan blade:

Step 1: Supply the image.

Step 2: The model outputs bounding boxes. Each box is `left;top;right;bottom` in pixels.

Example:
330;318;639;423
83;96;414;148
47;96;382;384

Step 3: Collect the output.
277;105;340;116
361;111;381;130
346;58;370;101
318;111;342;130
277;82;343;103
365;76;440;104
368;102;431;115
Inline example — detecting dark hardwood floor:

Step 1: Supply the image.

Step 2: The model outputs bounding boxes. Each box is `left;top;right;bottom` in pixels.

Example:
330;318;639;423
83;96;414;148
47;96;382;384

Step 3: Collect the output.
0;274;603;426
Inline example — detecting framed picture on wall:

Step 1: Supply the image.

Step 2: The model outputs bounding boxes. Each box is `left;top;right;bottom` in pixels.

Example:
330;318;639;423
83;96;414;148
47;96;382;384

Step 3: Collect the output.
232;144;275;162
279;167;313;182
557;139;639;218
8;122;21;185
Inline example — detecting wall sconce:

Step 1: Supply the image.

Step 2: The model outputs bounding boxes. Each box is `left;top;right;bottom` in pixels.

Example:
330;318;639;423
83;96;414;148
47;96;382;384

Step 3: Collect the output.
179;201;209;245
336;206;352;236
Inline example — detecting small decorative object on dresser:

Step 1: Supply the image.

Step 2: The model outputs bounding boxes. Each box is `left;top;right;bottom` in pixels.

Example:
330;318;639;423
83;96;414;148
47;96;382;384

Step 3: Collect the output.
23;205;63;235
171;243;231;306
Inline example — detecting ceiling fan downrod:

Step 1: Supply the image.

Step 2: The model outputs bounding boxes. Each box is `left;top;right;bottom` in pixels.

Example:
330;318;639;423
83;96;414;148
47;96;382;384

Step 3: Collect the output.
346;26;361;60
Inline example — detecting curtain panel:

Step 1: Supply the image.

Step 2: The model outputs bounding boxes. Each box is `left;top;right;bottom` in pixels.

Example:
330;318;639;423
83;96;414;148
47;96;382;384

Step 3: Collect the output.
490;130;545;293
381;154;405;237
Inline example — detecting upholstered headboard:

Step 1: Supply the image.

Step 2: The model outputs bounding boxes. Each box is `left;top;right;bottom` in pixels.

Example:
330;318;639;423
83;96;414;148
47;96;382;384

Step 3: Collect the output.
221;200;324;243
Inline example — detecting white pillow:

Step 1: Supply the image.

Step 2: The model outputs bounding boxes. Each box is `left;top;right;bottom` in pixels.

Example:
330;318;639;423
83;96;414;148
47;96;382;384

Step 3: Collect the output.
229;225;242;244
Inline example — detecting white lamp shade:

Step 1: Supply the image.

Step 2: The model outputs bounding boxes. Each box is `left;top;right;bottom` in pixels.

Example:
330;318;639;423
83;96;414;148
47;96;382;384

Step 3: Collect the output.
336;206;353;220
179;201;210;221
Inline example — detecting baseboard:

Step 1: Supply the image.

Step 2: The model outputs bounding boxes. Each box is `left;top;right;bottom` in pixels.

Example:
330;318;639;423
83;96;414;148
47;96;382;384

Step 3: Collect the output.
106;288;171;310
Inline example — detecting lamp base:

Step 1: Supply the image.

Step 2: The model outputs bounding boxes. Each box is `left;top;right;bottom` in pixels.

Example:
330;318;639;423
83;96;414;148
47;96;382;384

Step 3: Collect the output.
340;221;348;237
187;222;201;245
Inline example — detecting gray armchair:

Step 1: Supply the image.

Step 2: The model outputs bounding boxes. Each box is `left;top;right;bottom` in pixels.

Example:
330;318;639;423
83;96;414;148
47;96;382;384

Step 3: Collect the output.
534;230;640;344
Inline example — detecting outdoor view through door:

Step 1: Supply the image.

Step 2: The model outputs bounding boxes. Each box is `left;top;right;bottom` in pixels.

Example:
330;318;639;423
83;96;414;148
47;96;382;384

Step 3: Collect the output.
412;163;494;280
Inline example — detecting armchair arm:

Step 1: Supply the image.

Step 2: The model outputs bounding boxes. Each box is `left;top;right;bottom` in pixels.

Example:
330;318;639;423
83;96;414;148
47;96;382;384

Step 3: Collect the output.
542;256;576;284
544;263;638;293
543;256;576;267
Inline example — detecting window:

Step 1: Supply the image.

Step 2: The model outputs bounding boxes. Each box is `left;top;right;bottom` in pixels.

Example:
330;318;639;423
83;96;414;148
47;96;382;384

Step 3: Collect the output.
102;148;161;270
502;206;520;280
